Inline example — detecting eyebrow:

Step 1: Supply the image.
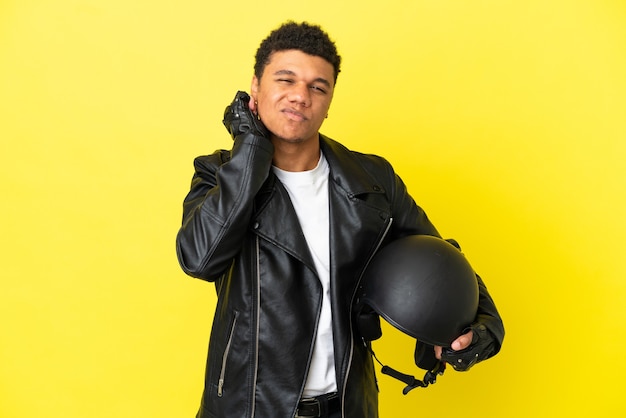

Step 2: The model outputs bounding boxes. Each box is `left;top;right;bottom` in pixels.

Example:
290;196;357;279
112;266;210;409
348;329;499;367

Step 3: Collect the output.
273;69;332;89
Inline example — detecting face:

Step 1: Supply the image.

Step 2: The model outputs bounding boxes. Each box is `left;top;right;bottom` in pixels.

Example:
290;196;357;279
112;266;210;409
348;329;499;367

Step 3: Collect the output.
251;49;335;145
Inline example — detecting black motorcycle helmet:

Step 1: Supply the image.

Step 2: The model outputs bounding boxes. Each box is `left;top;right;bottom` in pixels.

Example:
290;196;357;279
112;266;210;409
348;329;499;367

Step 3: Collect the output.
357;234;479;347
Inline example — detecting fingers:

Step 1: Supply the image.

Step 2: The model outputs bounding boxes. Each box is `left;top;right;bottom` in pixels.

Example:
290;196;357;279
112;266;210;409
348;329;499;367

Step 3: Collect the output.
434;345;442;360
222;90;269;140
436;330;472;359
450;330;474;351
436;330;474;359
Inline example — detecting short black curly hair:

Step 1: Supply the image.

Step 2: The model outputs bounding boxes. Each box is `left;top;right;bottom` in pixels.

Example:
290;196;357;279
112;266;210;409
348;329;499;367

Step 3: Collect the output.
254;21;342;83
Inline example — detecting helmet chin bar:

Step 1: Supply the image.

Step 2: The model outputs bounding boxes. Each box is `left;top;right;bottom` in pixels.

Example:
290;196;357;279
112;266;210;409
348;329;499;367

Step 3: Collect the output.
364;339;446;395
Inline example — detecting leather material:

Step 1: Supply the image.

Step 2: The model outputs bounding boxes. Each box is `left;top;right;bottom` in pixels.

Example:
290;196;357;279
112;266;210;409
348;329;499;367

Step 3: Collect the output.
297;393;340;417
441;323;499;371
222;90;270;140
176;133;504;417
414;341;440;371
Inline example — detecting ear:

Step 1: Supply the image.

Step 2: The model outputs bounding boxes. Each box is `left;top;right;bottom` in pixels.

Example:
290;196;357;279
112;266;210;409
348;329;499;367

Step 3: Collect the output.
250;75;259;100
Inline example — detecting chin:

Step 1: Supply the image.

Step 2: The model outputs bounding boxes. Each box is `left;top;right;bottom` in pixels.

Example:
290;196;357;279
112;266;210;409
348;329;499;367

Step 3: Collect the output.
274;135;307;144
270;129;309;144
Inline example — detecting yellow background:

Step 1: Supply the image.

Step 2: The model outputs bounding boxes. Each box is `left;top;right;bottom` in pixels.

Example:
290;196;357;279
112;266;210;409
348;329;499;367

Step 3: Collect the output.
1;0;625;416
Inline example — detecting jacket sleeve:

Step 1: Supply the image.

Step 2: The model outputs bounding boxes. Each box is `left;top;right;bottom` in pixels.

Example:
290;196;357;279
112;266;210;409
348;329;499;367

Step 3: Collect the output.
473;274;505;355
387;162;505;356
384;160;440;239
175;134;274;281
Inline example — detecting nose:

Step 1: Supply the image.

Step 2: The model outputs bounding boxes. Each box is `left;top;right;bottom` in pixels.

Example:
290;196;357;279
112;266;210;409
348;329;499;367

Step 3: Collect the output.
288;83;311;107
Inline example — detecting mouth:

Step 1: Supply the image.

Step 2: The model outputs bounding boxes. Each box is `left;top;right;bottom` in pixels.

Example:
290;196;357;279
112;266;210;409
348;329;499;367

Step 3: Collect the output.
282;108;307;122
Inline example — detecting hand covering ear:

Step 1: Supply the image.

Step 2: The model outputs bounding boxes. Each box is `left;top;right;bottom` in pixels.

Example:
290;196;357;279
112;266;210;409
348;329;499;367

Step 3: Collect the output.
223;91;270;140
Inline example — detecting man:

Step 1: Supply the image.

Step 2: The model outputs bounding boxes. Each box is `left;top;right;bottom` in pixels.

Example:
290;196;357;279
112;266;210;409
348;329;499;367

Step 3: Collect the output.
176;21;504;418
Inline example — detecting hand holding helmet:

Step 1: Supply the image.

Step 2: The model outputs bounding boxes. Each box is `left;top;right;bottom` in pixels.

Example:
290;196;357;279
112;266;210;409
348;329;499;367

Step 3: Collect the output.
355;234;481;393
357;234;479;347
439;323;499;371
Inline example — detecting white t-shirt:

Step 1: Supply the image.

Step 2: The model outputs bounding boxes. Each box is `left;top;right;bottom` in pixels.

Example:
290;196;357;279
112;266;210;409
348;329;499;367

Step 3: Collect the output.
272;153;337;397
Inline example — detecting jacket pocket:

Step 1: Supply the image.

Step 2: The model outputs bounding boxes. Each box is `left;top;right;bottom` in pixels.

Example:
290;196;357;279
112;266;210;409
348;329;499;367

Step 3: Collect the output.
217;310;239;397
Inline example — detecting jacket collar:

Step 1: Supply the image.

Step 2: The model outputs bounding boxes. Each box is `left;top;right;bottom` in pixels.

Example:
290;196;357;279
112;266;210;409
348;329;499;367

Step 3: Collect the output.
255;134;384;202
252;134;387;270
319;134;384;196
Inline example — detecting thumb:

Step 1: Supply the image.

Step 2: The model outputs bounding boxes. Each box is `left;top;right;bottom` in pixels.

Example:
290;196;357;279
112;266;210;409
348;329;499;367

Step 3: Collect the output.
451;331;473;351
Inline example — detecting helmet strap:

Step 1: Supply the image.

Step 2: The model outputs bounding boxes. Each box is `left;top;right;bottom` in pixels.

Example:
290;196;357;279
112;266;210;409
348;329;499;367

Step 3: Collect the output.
365;340;446;395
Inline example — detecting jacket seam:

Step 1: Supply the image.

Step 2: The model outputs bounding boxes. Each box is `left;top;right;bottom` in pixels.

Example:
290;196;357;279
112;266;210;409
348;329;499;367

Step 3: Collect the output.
250;236;261;417
196;142;262;277
341;217;394;416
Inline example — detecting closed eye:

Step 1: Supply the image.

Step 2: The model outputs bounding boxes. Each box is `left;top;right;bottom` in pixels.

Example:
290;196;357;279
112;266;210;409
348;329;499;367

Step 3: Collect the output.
311;77;331;94
311;85;327;94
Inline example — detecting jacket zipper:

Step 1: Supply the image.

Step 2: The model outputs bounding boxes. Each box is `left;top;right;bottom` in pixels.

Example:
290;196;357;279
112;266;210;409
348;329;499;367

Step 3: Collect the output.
249;236;261;417
341;217;393;416
217;310;239;397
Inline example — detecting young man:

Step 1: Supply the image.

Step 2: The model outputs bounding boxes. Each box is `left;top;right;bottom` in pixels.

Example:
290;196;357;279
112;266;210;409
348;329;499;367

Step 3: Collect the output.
176;21;504;418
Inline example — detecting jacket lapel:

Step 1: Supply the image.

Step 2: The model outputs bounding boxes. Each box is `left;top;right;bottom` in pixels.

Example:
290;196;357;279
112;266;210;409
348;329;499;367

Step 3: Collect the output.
321;135;393;262
252;174;317;272
251;135;393;280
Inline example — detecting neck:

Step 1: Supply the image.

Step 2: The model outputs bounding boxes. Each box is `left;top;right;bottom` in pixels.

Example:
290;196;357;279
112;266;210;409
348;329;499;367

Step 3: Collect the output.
271;136;321;172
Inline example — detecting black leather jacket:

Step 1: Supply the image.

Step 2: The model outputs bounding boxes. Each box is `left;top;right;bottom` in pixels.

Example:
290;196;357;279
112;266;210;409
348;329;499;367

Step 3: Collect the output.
176;133;504;417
